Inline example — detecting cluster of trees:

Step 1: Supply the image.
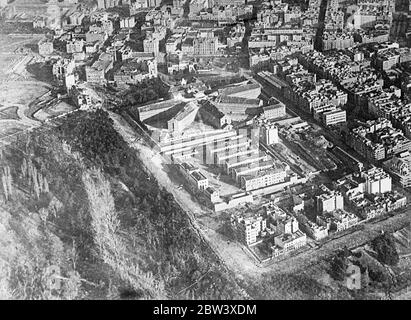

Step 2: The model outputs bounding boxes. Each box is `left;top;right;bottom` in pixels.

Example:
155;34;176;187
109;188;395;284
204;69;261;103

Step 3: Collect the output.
329;247;351;281
21;158;50;199
1;166;13;201
106;5;131;18
1;107;243;299
0;134;87;299
119;78;170;107
57;109;126;167
82;168;166;299
371;233;400;266
26;62;55;84
0;20;52;35
57;109;243;299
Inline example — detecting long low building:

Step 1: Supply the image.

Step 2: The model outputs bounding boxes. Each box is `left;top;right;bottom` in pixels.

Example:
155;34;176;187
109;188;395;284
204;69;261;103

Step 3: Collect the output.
215;145;258;167
160;130;238;155
320;108;347;126
215;96;262;116
137;100;181;122
225;150;269;175
207;135;250;163
232;159;275;182
179;162;209;190
240;166;287;191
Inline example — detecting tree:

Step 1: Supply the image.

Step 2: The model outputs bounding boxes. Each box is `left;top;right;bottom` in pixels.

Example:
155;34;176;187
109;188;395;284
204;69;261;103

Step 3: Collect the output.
372;233;399;266
329;249;350;281
1;166;13;201
82;168;166;299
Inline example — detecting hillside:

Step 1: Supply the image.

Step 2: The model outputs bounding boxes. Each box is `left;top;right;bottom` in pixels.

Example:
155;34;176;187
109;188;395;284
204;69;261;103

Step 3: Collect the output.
0;109;245;299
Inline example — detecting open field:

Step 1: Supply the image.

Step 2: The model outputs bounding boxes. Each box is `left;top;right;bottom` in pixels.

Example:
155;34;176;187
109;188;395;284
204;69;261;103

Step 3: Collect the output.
0;35;47;142
0;34;75;145
0;106;19;121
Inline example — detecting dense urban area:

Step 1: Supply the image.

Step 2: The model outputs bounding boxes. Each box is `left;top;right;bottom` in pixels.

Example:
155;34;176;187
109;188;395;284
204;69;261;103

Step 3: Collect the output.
1;0;411;300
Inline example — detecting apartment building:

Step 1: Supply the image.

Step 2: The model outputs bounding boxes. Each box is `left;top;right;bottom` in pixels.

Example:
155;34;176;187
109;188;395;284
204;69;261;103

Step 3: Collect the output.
316;185;344;213
232;213;267;246
120;16;135;29
65;11;84;26
322;31;355;51
287;79;348;114
143;37;160;57
52;58;75;82
334;175;365;201
320;108;346;126
189;0;209;15
179;162;209;190
272;230;307;257
38;38;54;56
86;30;107;44
384;151;411;188
240;165;287;192
301;219;329;240
329;210;359;232
66;39;84;54
193;37;219;56
348;119;411;162
361;166;392;195
85;53;113;84
97;0;120;9
260;123;279;145
262;101;286;120
114;57;157;86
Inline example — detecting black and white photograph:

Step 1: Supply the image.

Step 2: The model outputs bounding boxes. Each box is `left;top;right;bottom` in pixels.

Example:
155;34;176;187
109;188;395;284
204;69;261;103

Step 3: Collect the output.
1;0;411;308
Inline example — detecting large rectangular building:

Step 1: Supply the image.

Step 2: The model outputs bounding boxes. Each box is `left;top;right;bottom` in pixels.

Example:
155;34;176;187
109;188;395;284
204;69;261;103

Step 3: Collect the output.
232;213;267;246
160;130;237;155
262;101;286;120
193;37;219;56
384;152;411;188
232;159;275;182
321;108;346;126
240;166;287;191
316;185;344;213
167;102;198;132
361;166;392;195
224;150;266;174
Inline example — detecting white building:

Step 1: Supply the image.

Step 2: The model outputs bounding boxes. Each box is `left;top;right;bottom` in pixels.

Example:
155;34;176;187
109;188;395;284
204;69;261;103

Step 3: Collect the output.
272;230;307;257
232;213;267;246
361;166;392;195
143;37;160;57
120;16;135;29
316;185;344;213
321;108;346;126
261;123;279;145
38;39;54;56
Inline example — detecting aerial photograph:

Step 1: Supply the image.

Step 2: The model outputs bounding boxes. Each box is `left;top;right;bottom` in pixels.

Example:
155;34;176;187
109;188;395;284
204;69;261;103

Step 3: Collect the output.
1;0;411;306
